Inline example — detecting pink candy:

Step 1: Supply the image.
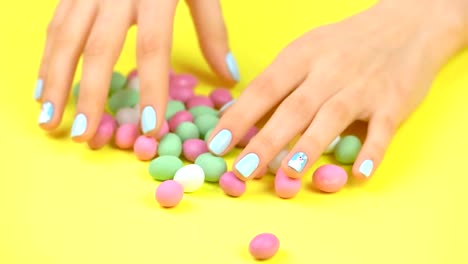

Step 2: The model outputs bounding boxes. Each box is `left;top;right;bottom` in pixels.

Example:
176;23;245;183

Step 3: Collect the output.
219;172;246;197
170;85;194;103
209;88;233;109
170;74;198;90
127;69;138;81
249;233;280;260
169;111;194;132
274;169;301;199
312;164;348;193
186;95;214;109
88;113;116;150
155;180;184;208
133;135;158;161
157;120;170;140
182;139;208;162
115;124;139;149
237;127;259;148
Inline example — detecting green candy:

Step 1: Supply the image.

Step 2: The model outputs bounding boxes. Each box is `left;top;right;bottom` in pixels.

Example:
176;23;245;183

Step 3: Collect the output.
204;128;214;142
194;114;219;137
195;153;227;182
148;156;183;181
72;82;80;102
158;133;182;157
165;100;186;120
334;135;362;164
189;106;218;118
175;122;200;142
107;89;139;114
109;72;127;96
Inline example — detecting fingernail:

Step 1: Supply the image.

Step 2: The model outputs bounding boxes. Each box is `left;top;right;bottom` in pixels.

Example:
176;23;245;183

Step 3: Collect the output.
359;159;374;177
225;52;240;82
141;106;157;133
71;113;88;138
208;129;232;155
235;153;260;178
218;99;236;116
287;151;308;173
38;101;54;124
34;79;44;100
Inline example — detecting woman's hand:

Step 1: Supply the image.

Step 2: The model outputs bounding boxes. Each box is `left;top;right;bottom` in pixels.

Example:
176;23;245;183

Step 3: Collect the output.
35;0;239;140
207;0;468;181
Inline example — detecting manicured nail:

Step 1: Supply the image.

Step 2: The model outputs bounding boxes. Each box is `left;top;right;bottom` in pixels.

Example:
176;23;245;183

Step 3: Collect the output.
225;52;240;82
218;99;236;116
208;129;232;155
359;159;374;177
38;101;54;124
141;106;157;133
71;113;88;137
235;153;260;178
34;79;44;100
287;152;308;173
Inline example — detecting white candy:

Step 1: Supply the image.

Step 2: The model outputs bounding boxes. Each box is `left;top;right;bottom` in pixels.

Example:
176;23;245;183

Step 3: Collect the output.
268;149;289;174
115;107;140;126
323;136;341;154
173;164;205;193
218;99;236;117
128;76;140;91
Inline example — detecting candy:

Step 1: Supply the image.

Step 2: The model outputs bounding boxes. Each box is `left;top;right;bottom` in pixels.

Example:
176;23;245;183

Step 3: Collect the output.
169;111;193;132
194;114;219;137
334;135;361;164
237;127;259;148
218;99;236;116
115;124;139;149
87;113;116;150
173;164;205;192
188;106;218;118
182;139;208;162
249;233;280;260
149;156;184;181
195;153;227;182
169;85;194;103
155;180;184;208
165;100;186;120
186;95;214;109
274;169;301;199
127;69;138;80
268;149;289;174
219;171;246;197
110;72;127;95
115;107;139;126
170;74;198;90
312;164;348;193
175;122;200;142
108;89;139;114
157;120;170;140
324;135;341;154
127;76;140;91
204;128;214;142
158;133;182;157
209;88;233;109
133;135;158;161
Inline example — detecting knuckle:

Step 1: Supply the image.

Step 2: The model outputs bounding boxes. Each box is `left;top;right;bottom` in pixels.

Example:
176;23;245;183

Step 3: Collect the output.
379;114;399;134
301;133;326;152
321;98;352;121
249;75;278;99
138;32;167;58
84;35;108;58
249;132;278;154
281;94;313;122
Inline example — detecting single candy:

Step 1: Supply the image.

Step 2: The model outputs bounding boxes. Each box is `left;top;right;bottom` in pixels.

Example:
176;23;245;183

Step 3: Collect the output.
188;106;218;118
218;99;236;116
219;171;246;197
209;88;233;109
127;69;138;80
133;135;158;161
148;156;183;181
194;114;219;137
182;139;208;162
324;135;341;154
87;113;116;150
165;100;186;120
175;122;200;142
249;233;280;260
115;124;139;149
155;180;184;208
110;72;127;95
169;111;193;132
204;128;214;142
268;149;289;174
170;74;198;90
115;107;139;126
312;164;348;193
108;89;139;114
158;133;182;157
195;153;227;182
334;135;361;164
173;164;205;192
127;76;140;91
169;85;194;103
100;112;116;126
274;169;301;199
186;95;214;109
157;120;170;140
72;82;80;102
237;127;259;148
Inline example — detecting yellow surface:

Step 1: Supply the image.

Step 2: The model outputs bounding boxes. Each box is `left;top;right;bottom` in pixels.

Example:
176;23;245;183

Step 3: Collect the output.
1;1;468;263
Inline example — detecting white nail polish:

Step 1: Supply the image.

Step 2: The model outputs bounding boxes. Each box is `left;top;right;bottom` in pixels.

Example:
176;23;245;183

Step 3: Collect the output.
359;159;373;177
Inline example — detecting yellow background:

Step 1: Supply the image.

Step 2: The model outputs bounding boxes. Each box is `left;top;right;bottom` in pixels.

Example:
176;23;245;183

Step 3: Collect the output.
1;0;468;263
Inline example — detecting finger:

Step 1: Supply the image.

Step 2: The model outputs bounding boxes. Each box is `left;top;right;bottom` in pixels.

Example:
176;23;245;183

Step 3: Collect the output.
38;1;97;130
352;113;398;180
186;0;238;83
71;1;134;141
35;0;73;101
137;0;178;137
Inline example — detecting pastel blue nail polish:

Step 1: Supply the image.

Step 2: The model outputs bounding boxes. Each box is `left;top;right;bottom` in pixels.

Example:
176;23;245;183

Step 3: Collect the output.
208;129;232;155
71;113;88;137
359;159;374;177
287;152;308;173
235;153;260;178
141;106;157;134
34;79;44;100
38;101;54;124
225;52;240;82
